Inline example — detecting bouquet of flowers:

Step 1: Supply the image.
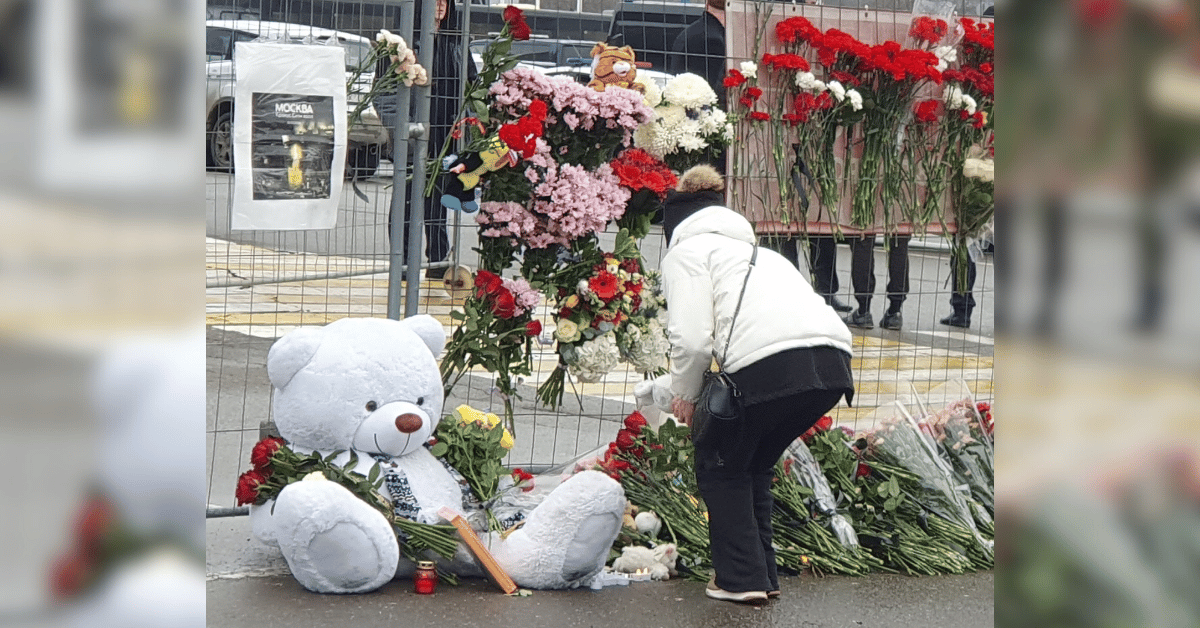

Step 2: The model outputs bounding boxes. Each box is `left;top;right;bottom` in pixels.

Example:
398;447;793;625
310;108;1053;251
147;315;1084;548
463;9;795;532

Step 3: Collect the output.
439;270;543;415
234;437;461;576
346;29;430;127
634;73;732;172
536;233;668;408
920;398;994;517
854;406;993;568
609;148;678;239
429;405;516;506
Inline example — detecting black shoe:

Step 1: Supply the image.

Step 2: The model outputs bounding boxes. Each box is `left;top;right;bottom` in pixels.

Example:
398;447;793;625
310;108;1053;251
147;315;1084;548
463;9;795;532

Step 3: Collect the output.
425;265;448;280
880;310;902;330
940;313;970;328
843;310;874;329
826;296;853;313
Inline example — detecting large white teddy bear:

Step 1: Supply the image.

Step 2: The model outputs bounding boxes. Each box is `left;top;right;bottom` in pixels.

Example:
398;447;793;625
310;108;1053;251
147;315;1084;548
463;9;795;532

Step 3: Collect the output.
250;316;627;594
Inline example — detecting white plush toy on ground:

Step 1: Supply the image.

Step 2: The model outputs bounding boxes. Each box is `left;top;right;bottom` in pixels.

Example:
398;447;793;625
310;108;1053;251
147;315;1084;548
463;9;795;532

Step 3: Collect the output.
250;316;626;594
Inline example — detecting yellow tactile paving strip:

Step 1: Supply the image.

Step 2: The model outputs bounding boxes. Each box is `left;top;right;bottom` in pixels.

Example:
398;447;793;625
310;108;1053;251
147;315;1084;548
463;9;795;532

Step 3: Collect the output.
207;238;993;430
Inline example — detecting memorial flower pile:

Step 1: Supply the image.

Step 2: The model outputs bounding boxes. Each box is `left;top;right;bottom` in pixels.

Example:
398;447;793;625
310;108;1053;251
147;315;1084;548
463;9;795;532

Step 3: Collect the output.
634;73;732;171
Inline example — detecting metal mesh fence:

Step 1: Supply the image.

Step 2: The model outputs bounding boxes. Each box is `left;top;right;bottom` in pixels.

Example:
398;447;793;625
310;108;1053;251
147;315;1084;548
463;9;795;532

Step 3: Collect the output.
206;0;993;512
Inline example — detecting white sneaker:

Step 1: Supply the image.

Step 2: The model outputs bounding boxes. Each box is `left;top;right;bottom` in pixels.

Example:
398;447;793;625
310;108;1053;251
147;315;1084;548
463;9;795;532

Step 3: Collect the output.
705;579;768;604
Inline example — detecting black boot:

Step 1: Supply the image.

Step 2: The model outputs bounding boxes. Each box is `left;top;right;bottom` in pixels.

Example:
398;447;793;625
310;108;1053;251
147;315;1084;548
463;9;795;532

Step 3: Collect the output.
696;469;772;593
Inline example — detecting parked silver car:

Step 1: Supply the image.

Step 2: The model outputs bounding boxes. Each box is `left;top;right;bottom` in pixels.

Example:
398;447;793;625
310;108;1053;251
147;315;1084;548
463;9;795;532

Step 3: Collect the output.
205;20;390;177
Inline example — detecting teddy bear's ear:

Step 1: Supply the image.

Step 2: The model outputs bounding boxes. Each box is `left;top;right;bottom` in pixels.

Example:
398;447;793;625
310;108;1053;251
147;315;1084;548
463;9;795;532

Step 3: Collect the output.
590;42;605;57
398;314;446;358
620;46;634;58
267;327;324;390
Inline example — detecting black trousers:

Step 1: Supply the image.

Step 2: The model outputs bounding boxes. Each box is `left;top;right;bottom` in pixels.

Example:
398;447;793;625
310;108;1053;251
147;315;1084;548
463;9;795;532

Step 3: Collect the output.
807;235;840;297
388;171;451;265
849;234;910;313
694;389;845;593
950;255;978;319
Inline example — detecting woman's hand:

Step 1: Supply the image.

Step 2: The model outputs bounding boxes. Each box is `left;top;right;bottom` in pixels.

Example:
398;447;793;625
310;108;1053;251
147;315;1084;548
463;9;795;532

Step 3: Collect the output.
672;397;696;427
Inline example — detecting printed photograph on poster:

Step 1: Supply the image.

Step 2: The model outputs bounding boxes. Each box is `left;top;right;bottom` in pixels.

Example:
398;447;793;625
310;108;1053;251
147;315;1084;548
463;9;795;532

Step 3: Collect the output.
251;93;335;200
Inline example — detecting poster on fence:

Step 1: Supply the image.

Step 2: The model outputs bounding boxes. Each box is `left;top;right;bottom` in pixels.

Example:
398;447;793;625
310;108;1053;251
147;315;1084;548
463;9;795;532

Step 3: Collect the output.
231;42;347;230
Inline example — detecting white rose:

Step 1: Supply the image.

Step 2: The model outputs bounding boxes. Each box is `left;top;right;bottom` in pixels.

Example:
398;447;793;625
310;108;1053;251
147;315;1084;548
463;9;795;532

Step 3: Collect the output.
555;320;581;343
578;279;591;294
740;61;758;80
847;89;863;111
827;80;846;102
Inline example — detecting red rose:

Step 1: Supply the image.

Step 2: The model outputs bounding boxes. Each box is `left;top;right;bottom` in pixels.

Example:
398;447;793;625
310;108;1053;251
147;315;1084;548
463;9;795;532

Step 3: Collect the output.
503;5;522;23
74;498;113;550
782;458;794;476
815;416;833;432
491;290;517;318
250;436;285;470
474;270;504;298
49;552;94;599
559;306;573;318
589;271;620;301
615;429;636;450
855;462;871;478
624;411;648;433
503;6;531;40
750;111;770;122
235;469;270;506
526;320;542;337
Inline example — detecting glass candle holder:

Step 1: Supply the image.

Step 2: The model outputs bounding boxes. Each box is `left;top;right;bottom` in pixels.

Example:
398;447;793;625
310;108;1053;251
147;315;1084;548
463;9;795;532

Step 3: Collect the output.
414;561;438;594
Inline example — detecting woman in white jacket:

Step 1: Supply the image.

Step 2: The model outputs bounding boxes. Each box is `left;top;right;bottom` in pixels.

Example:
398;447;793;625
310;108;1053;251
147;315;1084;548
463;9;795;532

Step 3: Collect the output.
661;165;855;604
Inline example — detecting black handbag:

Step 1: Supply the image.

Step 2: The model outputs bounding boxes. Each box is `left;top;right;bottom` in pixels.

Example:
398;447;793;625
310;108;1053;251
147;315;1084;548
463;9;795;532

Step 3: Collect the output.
690;245;757;449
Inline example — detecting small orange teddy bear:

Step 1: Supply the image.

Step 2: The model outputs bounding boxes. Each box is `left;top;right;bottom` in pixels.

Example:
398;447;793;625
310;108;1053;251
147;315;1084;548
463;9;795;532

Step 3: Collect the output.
587;42;646;93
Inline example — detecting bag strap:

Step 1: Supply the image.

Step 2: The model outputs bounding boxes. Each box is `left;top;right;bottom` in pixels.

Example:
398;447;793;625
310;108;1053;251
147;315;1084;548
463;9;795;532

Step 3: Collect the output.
717;244;758;370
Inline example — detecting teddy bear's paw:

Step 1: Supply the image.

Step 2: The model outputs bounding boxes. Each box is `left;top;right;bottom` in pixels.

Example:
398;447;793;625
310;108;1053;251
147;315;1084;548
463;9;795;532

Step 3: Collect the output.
491;470;626;589
270;480;399;594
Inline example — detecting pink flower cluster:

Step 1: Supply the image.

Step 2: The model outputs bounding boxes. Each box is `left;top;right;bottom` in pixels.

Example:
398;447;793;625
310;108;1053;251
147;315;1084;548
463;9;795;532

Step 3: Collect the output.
477;163;631;248
501;276;542;314
488;68;653;136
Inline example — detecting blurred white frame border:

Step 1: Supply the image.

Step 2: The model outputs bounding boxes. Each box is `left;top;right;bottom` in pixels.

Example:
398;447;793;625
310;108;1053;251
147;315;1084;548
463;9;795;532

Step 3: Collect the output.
36;0;200;197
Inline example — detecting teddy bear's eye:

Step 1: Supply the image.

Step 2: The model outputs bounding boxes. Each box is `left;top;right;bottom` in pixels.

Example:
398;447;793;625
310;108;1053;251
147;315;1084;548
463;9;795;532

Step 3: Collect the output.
416;397;424;406
365;401;377;412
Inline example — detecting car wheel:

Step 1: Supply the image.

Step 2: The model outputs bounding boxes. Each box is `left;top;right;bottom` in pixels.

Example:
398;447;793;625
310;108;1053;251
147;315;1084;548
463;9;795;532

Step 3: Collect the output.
347;145;380;180
208;109;233;172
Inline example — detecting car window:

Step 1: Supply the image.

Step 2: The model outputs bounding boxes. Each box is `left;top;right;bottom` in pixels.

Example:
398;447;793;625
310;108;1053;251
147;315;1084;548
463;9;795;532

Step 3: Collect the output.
206;27;231;62
559;44;594;65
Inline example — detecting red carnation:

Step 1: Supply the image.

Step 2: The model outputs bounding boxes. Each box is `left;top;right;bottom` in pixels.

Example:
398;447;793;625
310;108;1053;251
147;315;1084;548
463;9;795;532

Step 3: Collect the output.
746;87;763;100
914;99;939;123
250;436;286;470
74;497;114;551
529;99;548;122
624;411;648;433
590;271;620;301
615;429;636;450
750;111;770;122
235;469;270;506
49;553;94;599
491;290;517;318
739;95;756;109
525;320;542;337
723;69;746;88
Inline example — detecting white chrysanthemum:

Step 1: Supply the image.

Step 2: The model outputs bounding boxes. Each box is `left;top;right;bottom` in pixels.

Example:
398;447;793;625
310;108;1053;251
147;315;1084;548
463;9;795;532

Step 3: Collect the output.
740;61;758;80
678;133;707;152
827;80;846;102
662;73;717;109
568;333;620;382
847;89;863;111
794;71;826;92
634;75;663;108
632;124;664;158
696;108;726;135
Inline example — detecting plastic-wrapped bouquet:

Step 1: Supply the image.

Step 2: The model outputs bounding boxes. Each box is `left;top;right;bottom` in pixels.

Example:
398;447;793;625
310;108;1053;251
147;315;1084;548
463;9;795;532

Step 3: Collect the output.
634;73;732;172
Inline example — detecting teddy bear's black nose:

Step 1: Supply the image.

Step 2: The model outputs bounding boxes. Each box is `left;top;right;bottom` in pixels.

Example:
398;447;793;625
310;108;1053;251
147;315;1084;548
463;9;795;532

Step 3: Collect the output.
395;413;422;434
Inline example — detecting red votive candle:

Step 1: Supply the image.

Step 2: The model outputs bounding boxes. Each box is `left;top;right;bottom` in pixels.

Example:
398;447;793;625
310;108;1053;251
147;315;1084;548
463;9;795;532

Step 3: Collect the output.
414;561;438;594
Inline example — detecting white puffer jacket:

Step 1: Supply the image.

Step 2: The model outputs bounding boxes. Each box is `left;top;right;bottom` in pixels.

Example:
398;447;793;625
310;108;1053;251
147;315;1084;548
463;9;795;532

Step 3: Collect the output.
661;205;854;402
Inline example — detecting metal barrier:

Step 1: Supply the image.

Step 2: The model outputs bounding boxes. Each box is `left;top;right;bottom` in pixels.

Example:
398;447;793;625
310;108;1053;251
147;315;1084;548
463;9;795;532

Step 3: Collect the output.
205;0;994;514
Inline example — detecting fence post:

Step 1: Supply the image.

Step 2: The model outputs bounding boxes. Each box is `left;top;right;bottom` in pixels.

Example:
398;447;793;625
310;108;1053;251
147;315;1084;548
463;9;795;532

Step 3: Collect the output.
386;0;416;321
404;0;438;317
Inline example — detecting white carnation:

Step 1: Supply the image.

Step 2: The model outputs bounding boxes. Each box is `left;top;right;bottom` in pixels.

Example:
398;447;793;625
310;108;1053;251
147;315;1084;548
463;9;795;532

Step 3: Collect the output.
567;333;621;383
943;85;965;109
740;61;758;80
934;45;958;64
847;89;863;111
827;80;846;102
794;71;826;92
962;94;977;115
963;157;994;182
662;73;717;109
